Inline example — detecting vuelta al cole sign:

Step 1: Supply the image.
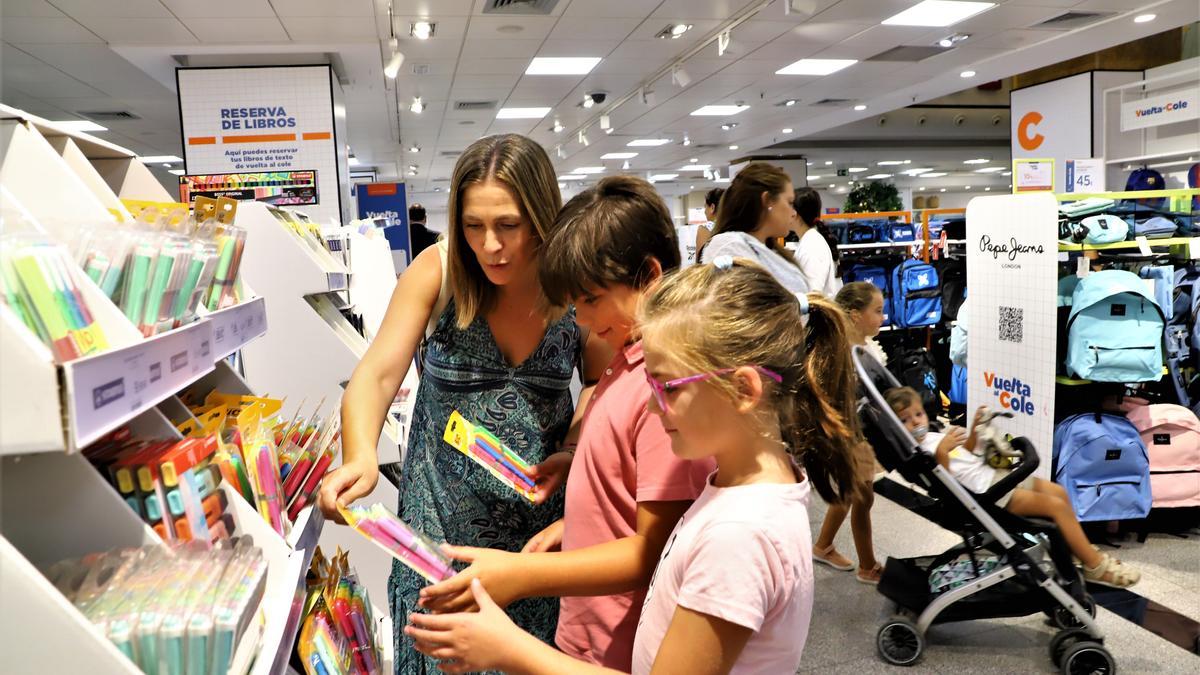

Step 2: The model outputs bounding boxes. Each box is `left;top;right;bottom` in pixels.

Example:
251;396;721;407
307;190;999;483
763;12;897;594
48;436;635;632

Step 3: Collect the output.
1121;86;1199;131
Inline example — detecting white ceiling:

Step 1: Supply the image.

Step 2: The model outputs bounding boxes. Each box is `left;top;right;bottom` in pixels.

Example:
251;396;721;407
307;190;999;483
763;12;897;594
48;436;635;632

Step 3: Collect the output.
2;0;1197;210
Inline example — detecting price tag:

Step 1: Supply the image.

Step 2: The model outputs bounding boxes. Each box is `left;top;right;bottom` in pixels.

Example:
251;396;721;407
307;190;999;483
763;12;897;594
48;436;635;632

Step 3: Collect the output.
1190;237;1200;259
1076;256;1089;278
1065;159;1105;194
1136;236;1152;256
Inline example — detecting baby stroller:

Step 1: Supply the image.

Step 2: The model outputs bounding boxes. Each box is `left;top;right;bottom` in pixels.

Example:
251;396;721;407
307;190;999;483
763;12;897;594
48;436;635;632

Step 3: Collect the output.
851;347;1115;674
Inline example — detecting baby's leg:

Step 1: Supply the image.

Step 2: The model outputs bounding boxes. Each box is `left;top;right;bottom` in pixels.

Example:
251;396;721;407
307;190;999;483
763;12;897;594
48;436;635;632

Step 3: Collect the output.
1006;488;1102;568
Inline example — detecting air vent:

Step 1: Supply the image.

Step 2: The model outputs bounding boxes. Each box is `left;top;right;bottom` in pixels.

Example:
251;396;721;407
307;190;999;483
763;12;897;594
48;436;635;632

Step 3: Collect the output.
439;150;462;158
693;144;721;149
432;177;451;182
454;100;497;111
483;0;560;15
79;110;141;121
867;45;951;62
812;98;852;106
1031;11;1115;30
412;64;431;76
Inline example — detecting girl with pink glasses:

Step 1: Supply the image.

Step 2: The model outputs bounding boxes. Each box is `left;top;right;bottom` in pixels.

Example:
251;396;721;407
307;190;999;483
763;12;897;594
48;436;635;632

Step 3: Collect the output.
405;257;861;674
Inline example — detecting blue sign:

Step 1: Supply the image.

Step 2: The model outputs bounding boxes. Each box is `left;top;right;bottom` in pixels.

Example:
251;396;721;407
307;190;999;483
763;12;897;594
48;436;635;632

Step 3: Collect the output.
356;182;411;268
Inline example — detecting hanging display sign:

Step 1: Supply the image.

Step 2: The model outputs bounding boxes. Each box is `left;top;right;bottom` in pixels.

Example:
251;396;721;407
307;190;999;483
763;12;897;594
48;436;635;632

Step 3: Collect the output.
1013;158;1055;193
965;193;1059;477
355;182;411;272
177;65;343;224
1064;159;1105;193
1120;85;1198;131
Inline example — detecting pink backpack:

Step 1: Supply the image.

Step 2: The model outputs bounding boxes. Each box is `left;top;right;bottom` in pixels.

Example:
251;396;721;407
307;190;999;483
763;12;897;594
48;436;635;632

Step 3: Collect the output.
1126;404;1200;508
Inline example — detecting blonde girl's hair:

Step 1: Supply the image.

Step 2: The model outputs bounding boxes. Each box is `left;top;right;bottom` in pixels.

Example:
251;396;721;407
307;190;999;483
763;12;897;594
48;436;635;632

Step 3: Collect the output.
835;281;883;313
446;134;562;328
638;259;860;503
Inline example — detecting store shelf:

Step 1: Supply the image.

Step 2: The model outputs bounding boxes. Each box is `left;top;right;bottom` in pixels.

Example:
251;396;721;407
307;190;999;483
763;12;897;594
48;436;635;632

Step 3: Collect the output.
1105;149;1197;165
838;240;923;250
63;319;215;452
207;296;269;361
1057;237;1198;252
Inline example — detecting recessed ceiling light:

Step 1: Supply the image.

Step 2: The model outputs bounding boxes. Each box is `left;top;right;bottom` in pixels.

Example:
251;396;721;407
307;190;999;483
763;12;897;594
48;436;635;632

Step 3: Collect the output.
828;184;835;189
985;187;991;191
940;188;947;192
526;57;601;75
138;155;183;163
601;152;638;159
680;164;711;171
558;174;587;180
1134;14;1155;23
682;135;691;146
52;120;107;132
689;158;699;163
656;23;693;39
496;107;551;119
960;70;976;78
919;186;926;191
866;173;892;179
558;182;566;189
649;173;679;181
408;144;420;153
628;138;671;147
963;158;989;164
168;169;185;176
964;185;972;189
729;145;739;150
782;127;793;133
849;167;868;172
904;168;934;175
1001;171;1012;176
975;167;1005;173
410;21;435;40
583;94;595;108
938;33;970;48
693;105;750;116
882;1;995;28
720;122;739;130
410;97;425;113
574;166;604;174
776;59;857;76
552;119;564;133
807;175;822;180
497;24;523;34
876;160;904;166
920;172;948;178
853;104;867;111
348;155;361;166
784;99;797;106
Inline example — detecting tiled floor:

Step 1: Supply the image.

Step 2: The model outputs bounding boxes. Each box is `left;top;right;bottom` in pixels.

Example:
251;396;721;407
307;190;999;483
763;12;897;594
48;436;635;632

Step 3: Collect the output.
798;477;1200;674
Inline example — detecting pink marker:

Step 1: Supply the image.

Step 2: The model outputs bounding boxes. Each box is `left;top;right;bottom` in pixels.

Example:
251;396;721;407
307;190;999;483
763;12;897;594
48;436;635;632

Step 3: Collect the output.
373;515;453;575
356;519;447;581
256;447;284;535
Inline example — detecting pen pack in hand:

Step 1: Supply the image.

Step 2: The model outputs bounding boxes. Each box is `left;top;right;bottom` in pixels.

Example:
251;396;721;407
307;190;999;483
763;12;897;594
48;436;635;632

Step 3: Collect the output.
442;410;537;502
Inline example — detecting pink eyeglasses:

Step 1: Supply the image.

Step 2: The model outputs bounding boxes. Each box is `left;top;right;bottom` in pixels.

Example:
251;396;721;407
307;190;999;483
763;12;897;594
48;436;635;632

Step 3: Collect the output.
645;367;784;413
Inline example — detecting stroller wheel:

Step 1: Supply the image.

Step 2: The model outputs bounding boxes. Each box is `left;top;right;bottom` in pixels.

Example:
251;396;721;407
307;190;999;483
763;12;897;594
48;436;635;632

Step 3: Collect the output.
1052;596;1097;630
877;617;924;666
1060;641;1116;675
1049;628;1091;665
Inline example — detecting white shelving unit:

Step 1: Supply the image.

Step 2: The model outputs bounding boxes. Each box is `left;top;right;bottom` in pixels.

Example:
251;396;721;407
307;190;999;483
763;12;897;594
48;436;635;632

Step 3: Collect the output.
0;107;342;674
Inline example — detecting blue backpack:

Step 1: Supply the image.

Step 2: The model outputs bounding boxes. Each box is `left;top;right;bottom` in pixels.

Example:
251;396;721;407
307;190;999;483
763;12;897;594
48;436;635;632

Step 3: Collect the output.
1065;270;1165;382
1053;414;1152;522
889;259;942;328
843;263;891;326
847;224;878;244
876;221;916;242
949;363;967;406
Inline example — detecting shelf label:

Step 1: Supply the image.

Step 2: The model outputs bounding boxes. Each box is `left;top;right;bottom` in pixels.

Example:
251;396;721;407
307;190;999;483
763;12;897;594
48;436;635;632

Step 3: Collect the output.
209;297;268;359
67;321;214;450
1065;158;1105;193
327;272;347;290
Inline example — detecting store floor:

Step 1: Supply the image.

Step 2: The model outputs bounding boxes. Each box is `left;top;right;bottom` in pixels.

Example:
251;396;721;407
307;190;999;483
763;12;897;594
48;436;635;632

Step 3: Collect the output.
799;473;1200;674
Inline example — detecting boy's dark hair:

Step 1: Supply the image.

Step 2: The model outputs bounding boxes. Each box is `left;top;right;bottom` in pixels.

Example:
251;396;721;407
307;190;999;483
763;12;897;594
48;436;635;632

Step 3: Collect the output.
408;203;427;223
705;187;725;209
540;175;680;306
885;387;923;414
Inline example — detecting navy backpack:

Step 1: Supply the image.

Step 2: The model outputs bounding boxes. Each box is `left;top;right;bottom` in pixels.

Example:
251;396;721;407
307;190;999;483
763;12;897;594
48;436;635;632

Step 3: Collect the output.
1053;414;1152;522
890;259;942;328
843;263;892;326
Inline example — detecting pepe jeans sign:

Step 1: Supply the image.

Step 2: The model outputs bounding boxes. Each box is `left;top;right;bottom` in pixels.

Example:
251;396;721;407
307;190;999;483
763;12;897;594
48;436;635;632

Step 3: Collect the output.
966;194;1058;478
1121;86;1199;131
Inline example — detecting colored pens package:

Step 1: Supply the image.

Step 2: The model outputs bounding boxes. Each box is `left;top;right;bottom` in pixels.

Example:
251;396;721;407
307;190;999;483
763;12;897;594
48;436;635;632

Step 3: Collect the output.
0;234;110;361
442;411;537;502
339;503;454;584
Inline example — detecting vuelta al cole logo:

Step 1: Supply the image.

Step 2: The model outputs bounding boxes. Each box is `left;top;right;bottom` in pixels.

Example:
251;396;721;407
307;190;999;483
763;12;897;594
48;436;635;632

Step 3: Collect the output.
983;371;1036;416
1133;99;1189;119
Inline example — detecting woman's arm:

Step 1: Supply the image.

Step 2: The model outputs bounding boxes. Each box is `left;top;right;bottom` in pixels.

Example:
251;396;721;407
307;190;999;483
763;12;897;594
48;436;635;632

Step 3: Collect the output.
318;246;443;523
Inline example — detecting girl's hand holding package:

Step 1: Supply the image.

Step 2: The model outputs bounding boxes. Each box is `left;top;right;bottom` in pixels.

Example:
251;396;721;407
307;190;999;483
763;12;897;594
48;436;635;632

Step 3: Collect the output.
407;579;533;674
418;545;526;613
526;450;574;504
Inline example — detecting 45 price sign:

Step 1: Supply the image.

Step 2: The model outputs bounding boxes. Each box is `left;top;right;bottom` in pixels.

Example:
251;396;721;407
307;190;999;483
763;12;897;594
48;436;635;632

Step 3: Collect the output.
1065;159;1105;194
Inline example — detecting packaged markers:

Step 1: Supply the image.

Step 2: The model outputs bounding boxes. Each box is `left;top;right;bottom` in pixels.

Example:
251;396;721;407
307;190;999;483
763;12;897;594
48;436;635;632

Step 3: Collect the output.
339;503;455;584
443;411;537;502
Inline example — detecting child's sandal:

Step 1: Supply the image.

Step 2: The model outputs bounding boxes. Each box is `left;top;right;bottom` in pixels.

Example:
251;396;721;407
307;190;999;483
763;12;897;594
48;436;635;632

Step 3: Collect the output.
1084;554;1141;589
813;544;854;571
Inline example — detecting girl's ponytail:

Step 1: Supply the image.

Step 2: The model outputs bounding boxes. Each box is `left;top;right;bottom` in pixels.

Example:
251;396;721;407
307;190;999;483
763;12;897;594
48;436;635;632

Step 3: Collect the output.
785;293;859;504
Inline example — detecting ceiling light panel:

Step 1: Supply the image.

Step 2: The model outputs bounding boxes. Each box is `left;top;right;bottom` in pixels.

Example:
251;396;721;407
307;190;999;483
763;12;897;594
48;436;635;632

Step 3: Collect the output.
627;138;671;146
692;105;750;116
525;57;601;75
573;166;605;174
496;107;551;119
776;59;857;76
601;152;638;159
680;164;711;171
882;1;995;28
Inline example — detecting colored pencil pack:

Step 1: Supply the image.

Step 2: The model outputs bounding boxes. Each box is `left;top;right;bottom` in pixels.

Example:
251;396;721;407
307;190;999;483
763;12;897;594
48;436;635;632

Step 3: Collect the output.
443;410;537;502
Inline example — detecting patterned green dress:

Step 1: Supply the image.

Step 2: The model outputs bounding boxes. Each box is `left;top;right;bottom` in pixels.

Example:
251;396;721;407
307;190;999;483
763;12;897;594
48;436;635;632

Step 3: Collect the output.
390;300;577;674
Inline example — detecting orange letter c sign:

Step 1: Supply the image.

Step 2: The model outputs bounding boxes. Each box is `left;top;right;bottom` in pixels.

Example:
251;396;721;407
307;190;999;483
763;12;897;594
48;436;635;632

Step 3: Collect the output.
1018;111;1044;151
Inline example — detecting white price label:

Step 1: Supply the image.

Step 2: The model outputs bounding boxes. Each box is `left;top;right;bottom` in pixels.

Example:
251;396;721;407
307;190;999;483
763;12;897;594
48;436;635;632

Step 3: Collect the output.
1136;236;1153;257
1065;159;1105;194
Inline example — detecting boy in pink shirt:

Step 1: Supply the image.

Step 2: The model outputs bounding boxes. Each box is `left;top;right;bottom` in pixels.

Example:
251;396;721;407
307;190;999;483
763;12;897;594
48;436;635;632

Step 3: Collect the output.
417;176;713;669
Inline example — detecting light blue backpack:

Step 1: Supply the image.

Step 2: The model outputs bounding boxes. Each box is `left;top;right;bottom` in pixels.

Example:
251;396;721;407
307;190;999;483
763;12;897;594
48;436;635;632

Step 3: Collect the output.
1066;270;1165;382
1053;414;1152;522
1079;214;1129;244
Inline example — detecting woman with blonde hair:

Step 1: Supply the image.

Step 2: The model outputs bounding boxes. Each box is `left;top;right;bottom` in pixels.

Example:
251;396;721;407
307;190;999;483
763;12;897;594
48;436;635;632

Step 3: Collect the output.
320;134;606;673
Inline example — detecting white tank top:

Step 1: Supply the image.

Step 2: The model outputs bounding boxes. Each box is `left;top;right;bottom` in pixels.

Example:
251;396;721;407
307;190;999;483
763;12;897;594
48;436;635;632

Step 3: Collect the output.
676;224;705;267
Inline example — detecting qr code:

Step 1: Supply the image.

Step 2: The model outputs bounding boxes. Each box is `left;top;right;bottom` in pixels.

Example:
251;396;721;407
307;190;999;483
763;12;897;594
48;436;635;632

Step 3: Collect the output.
998;306;1023;343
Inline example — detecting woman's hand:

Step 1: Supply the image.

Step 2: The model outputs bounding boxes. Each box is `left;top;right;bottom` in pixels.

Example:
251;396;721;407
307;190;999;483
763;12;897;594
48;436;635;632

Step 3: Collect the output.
407;579;529;674
525;450;573;504
317;457;380;524
522;518;564;553
419;545;526;614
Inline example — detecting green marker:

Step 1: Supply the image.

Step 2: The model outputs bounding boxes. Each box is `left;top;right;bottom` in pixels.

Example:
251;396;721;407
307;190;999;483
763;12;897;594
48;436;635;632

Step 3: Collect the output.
122;244;155;325
12;253;77;359
206;235;235;311
83;252;108;286
141;250;176;334
171;255;206;322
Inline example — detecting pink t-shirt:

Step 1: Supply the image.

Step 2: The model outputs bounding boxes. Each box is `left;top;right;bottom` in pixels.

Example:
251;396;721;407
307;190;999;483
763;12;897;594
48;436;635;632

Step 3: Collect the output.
555;342;714;670
630;472;814;675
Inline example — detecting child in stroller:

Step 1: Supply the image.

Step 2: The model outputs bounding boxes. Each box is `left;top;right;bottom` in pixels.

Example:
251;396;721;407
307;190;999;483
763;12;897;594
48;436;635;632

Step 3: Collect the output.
886;387;1141;590
851;347;1119;674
